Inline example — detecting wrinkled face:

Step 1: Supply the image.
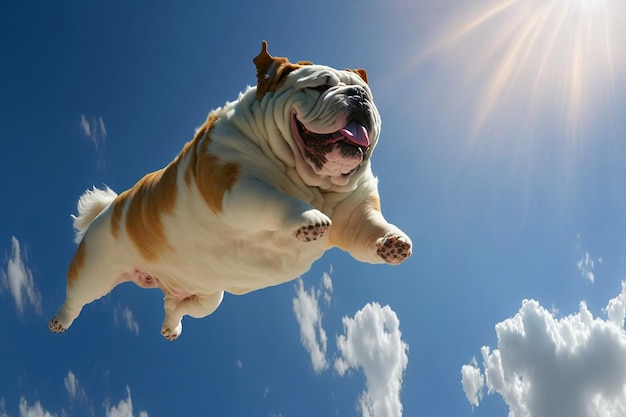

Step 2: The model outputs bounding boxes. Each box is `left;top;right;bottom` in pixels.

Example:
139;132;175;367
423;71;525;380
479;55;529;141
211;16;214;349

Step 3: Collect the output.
281;66;381;186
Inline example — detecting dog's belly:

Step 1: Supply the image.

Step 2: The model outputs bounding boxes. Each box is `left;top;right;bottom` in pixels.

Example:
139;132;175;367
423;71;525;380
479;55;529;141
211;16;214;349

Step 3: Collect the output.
101;207;329;297
153;229;328;295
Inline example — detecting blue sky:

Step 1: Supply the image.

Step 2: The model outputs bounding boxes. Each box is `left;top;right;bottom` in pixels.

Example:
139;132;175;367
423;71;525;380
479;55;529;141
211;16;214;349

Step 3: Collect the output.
2;1;626;416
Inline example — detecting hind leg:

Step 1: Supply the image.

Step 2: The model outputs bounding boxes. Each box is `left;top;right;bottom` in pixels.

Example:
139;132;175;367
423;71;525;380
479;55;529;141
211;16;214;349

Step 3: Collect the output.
49;276;120;333
49;242;121;333
161;291;224;341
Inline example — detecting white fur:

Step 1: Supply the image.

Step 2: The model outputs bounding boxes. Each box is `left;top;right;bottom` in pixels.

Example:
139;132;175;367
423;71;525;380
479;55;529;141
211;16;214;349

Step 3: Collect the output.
71;186;117;244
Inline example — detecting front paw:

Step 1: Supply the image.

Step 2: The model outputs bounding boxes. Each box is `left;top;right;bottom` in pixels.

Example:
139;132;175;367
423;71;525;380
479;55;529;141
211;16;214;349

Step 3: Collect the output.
376;234;412;265
293;209;332;242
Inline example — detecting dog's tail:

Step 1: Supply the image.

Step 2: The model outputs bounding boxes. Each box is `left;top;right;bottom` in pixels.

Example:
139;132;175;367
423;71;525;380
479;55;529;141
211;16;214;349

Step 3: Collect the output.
71;186;118;244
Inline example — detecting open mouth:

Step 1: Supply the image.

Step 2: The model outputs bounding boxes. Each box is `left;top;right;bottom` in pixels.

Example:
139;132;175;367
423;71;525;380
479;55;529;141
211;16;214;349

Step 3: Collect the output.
294;118;370;149
291;114;371;177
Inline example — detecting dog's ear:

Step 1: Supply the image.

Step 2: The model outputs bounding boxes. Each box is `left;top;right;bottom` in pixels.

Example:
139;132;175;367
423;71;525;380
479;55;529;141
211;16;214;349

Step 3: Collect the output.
348;68;369;84
253;41;306;101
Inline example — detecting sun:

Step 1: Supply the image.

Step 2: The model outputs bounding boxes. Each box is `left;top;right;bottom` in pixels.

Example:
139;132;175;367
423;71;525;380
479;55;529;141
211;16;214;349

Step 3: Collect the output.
420;0;626;141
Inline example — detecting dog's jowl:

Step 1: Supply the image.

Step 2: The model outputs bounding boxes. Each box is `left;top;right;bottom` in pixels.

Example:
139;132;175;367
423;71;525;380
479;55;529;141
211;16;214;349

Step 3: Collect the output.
49;42;412;341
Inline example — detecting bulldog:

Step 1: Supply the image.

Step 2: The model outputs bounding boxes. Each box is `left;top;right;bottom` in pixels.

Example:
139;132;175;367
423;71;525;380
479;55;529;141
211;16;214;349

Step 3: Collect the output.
49;42;412;340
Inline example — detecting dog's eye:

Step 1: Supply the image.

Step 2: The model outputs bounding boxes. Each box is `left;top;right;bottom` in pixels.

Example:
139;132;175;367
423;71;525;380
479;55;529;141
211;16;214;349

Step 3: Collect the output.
309;85;332;93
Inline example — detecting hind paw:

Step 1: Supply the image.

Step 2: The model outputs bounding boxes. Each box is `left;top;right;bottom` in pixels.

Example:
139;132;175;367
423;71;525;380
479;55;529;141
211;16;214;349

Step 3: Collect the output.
49;317;67;333
161;323;182;341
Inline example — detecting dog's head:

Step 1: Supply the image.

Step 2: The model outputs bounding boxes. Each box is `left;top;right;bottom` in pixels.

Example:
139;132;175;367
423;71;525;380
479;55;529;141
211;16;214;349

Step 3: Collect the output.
253;41;381;189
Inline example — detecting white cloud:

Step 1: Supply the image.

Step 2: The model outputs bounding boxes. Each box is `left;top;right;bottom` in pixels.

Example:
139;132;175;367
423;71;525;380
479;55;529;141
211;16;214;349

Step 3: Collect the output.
292;270;333;374
461;280;626;417
104;387;148;417
64;370;79;399
0;399;8;417
461;357;484;407
18;398;56;417
292;270;408;417
114;305;140;335
80;114;107;169
292;278;329;373
335;303;409;417
604;280;626;328
321;270;333;306
80;115;91;138
575;234;600;283
64;370;88;403
577;250;596;283
80;115;107;151
1;236;42;314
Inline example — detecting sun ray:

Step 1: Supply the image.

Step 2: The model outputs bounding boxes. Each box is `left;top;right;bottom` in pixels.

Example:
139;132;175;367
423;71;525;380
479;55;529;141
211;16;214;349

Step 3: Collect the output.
418;0;626;144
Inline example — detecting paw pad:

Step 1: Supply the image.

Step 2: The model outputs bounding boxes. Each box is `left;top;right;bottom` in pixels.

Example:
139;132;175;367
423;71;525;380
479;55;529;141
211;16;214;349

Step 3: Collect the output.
48;318;66;333
161;323;182;341
161;329;178;341
376;235;412;265
294;221;331;242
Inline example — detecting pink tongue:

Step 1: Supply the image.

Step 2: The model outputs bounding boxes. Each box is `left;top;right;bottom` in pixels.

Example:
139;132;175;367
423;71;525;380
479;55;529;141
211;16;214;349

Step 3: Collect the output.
339;121;370;147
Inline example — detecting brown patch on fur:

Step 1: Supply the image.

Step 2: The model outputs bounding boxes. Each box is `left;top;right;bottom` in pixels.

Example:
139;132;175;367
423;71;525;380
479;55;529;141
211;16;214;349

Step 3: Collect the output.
110;192;127;239
123;162;179;260
182;112;240;214
253;41;309;100
182;138;198;188
67;239;86;286
195;138;240;214
182;113;218;188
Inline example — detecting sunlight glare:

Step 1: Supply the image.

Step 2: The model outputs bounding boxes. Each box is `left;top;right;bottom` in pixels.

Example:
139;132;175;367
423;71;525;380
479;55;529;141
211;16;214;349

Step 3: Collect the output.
421;0;626;141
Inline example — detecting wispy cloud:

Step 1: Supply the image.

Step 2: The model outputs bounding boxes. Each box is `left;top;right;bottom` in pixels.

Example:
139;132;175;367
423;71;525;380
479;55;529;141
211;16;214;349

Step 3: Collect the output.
64;370;94;415
461;280;626;417
64;370;88;403
0;399;8;417
105;387;148;417
335;302;409;417
114;304;140;335
1;236;42;315
577;251;596;283
64;370;79;399
292;273;332;374
19;397;56;417
80;114;107;168
80;114;107;150
3;380;146;417
575;233;601;283
321;268;333;306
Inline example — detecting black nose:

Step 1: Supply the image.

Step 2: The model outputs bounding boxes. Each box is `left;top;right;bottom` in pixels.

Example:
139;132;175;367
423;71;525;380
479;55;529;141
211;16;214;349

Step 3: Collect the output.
343;87;371;130
344;86;366;99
